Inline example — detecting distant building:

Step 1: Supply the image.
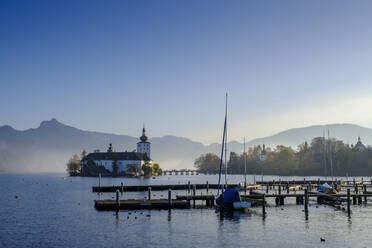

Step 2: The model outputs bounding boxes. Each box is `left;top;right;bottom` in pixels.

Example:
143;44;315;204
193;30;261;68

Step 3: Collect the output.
354;136;366;151
137;127;151;158
81;128;152;174
260;144;267;161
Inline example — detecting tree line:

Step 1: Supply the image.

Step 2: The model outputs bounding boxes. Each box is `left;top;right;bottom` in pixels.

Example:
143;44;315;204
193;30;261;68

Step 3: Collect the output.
194;137;372;176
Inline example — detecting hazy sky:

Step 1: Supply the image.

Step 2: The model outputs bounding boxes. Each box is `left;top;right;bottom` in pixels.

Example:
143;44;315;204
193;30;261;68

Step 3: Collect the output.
1;0;372;144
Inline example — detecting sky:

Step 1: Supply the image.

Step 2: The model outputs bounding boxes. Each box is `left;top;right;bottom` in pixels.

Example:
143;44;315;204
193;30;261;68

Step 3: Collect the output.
1;0;372;144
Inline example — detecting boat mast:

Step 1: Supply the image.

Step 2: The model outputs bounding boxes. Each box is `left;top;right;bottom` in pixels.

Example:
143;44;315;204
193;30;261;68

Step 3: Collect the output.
224;93;228;189
244;137;247;196
323;130;327;180
217;93;227;196
328;129;334;183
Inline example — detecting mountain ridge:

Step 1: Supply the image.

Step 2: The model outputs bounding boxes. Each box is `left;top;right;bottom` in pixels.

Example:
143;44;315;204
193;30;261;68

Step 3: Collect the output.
0;119;371;172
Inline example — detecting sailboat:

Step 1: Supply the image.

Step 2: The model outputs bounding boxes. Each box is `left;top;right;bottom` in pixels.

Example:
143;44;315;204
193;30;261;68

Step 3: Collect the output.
215;93;251;211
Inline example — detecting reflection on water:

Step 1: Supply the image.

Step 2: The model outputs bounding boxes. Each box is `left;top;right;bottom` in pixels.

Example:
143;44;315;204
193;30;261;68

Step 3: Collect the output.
1;173;372;248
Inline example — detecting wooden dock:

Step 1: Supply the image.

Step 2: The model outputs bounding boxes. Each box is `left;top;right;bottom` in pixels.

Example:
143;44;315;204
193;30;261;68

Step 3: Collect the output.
95;199;190;210
93;183;238;192
92;178;372;219
176;194;215;206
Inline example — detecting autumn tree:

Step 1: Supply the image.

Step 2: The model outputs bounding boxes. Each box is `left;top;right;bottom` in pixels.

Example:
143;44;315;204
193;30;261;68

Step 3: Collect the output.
194;153;221;173
152;163;162;176
66;154;81;176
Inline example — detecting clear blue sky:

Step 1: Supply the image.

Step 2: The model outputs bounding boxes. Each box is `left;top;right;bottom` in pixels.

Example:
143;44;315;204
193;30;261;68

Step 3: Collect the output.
1;0;372;144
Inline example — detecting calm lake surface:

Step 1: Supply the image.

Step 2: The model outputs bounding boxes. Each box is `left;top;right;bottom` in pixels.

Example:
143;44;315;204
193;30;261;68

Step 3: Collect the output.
1;173;372;248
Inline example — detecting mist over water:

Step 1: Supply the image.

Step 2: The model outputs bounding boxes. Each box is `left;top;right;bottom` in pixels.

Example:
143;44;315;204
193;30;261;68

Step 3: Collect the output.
1;173;371;248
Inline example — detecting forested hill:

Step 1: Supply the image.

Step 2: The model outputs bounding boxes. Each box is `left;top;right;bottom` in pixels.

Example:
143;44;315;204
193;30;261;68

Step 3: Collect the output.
0;119;371;172
246;124;372;148
195;137;372;177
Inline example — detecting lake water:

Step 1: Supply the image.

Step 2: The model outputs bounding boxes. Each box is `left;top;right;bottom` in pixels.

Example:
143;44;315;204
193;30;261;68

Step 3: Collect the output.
1;173;371;248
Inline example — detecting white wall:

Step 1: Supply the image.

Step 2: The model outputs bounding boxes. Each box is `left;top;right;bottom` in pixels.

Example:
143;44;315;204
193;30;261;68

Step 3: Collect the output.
137;142;151;158
93;160;143;172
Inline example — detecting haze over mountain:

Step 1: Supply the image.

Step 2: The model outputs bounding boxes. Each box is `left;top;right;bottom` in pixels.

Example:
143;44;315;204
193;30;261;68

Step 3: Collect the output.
0;119;370;173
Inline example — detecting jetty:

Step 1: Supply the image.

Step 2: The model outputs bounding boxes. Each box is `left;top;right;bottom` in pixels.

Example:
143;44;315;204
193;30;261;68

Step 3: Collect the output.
93;177;372;218
92;183;237;192
95;199;190;210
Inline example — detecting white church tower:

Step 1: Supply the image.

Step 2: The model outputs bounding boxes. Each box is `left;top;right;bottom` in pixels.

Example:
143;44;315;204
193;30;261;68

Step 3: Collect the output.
137;127;151;159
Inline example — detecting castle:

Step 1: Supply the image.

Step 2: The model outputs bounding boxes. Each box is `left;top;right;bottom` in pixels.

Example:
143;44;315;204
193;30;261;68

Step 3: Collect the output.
81;127;152;174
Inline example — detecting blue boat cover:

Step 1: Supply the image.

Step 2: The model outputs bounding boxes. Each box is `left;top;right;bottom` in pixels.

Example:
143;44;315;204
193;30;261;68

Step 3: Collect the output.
317;183;331;192
216;189;241;206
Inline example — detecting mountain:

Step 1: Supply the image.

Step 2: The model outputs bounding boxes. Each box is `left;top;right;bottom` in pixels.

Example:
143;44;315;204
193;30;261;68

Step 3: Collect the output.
246;124;372;149
0;120;371;172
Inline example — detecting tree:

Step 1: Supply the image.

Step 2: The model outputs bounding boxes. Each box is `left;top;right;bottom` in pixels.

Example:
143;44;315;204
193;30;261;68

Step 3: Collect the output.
66;154;81;176
142;162;152;177
152;163;162;176
194;153;221;173
81;150;87;159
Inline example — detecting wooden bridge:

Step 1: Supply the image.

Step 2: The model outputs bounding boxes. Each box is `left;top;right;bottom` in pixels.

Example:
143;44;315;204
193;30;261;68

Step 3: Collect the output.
161;169;199;175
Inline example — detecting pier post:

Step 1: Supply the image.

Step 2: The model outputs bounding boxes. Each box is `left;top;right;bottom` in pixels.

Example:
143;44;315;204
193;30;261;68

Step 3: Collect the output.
262;194;266;219
206;181;209;193
148;187;151;200
304;189;308;220
287;183;289;194
347;188;351;217
98;173;101;194
116;190;120;209
193;184;196;208
363;184;367;203
358;195;362;205
168;189;172;209
244;181;247;196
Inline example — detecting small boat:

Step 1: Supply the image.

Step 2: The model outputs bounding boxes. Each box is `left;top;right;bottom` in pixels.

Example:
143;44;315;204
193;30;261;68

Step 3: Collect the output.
216;187;251;211
316;183;345;205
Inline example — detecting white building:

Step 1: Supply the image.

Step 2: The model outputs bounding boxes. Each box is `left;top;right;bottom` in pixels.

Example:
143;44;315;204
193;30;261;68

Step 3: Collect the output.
260;144;267;161
137;127;151;158
81;128;152;174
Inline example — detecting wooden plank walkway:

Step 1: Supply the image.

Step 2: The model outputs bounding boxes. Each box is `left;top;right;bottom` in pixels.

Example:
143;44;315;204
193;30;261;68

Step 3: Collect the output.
94;199;190;210
93;184;238;192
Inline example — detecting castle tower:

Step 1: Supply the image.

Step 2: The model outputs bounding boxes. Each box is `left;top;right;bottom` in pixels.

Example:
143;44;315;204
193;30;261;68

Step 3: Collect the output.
137;127;151;158
260;144;267;161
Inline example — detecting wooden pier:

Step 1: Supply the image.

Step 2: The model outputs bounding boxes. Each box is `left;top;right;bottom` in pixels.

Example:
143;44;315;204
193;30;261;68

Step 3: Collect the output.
95;199;190;210
93;183;237;192
92;178;372;218
176;195;215;206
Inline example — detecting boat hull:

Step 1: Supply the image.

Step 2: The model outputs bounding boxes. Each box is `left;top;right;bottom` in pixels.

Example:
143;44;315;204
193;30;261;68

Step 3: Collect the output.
233;201;251;210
